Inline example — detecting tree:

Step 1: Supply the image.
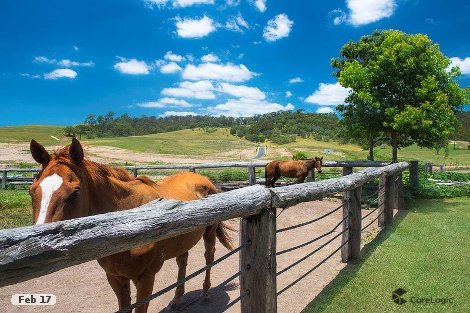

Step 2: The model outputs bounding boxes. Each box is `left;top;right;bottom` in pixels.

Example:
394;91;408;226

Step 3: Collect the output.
332;30;469;162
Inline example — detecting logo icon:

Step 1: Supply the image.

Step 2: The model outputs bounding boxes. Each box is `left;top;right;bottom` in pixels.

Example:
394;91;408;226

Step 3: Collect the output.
392;288;407;305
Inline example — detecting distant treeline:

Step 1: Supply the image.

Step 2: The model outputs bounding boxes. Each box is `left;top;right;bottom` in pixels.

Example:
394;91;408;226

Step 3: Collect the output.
64;111;344;144
64;110;469;145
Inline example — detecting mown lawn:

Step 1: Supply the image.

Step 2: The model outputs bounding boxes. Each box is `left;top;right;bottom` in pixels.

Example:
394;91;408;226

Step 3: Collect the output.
304;198;470;313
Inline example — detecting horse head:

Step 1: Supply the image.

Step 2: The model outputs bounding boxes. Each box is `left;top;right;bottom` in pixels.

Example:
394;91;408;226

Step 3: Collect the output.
29;138;90;224
314;156;323;173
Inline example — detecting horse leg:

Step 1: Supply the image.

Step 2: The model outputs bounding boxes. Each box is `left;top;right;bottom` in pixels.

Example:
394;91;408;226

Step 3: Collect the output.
133;271;156;313
169;251;188;307
296;175;306;184
203;225;217;294
271;174;280;187
106;273;131;310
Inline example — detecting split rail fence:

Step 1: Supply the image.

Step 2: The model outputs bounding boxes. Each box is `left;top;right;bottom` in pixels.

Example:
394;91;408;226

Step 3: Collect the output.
0;160;418;312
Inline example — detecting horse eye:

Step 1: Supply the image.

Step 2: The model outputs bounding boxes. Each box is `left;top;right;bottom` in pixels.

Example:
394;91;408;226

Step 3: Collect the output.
67;189;80;201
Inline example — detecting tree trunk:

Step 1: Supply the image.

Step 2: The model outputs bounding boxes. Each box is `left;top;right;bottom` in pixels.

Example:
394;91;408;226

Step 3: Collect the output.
391;132;398;163
368;135;374;161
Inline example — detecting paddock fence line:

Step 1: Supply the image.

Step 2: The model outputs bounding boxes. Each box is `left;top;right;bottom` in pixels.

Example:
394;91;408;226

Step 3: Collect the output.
1;160;390;189
0;161;416;312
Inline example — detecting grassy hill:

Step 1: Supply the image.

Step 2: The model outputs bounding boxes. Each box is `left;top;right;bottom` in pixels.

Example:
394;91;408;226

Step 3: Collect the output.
0;125;64;146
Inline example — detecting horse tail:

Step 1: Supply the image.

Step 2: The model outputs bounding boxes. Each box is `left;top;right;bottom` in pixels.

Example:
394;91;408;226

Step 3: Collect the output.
216;222;234;250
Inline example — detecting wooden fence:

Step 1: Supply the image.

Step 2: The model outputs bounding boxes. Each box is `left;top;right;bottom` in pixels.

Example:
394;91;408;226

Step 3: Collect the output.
1;160;389;189
0;161;416;312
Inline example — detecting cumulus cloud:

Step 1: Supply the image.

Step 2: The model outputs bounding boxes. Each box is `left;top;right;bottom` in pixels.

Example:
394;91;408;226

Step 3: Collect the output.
254;0;266;12
285;91;292;98
162;80;216;99
305;82;351;106
114;57;151;75
173;0;214;7
164;51;185;62
44;69;77;80
316;107;335;114
161;111;198;117
20;73;41;79
33;56;56;64
289;77;303;84
449;57;470;75
138;97;192;108
182;63;255;82
332;0;396;26
208;98;294;117
176;16;216;39
263;14;293;42
218;83;265;100
160;62;183;74
201;53;220;63
145;0;168;8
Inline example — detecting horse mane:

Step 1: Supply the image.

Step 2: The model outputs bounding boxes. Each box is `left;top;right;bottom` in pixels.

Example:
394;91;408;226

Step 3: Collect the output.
52;146;135;183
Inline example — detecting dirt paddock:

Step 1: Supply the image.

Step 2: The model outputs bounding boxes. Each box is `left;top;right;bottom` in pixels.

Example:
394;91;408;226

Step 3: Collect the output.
0;198;382;313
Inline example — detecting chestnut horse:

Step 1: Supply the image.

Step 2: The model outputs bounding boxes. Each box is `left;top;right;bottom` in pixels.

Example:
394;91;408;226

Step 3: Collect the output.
28;138;233;313
265;157;323;187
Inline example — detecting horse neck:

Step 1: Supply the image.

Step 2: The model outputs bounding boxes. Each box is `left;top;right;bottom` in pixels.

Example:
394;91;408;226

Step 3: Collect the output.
82;163;157;215
305;159;317;169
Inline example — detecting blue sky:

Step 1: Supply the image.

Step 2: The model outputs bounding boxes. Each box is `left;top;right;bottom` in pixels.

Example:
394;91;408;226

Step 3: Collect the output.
0;0;469;126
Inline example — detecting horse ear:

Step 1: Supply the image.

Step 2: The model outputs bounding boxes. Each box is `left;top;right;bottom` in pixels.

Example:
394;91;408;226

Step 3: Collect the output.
69;138;84;165
321;156;323;160
30;139;50;165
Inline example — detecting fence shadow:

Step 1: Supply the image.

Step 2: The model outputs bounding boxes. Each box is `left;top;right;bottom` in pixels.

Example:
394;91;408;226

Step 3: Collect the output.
303;209;409;312
160;282;238;313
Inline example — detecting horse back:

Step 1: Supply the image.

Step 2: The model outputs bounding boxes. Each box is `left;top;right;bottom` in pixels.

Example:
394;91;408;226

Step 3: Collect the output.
156;172;218;201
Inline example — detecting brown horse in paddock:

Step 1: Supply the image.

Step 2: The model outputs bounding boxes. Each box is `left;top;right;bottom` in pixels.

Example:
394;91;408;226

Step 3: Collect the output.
265;157;323;187
28;138;233;313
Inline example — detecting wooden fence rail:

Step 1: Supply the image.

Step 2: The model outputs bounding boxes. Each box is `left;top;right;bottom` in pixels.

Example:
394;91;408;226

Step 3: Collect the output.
1;160;390;189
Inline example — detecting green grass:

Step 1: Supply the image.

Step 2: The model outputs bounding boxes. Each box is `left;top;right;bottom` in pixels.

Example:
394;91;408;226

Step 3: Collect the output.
304;198;470;313
0;189;32;229
84;128;258;156
0;125;64;146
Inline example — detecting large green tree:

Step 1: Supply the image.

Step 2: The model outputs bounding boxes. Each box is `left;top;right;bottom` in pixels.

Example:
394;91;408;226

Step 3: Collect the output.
333;30;469;162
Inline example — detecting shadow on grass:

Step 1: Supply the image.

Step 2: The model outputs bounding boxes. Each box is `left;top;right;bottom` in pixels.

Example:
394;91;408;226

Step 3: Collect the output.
303;209;409;313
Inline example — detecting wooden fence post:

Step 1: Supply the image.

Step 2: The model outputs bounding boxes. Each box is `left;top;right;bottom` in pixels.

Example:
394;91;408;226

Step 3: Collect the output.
189;167;196;173
248;166;256;185
378;173;393;227
1;170;6;189
306;169;315;182
341;186;362;262
240;207;277;313
409;161;419;190
132;167;138;177
342;167;353;176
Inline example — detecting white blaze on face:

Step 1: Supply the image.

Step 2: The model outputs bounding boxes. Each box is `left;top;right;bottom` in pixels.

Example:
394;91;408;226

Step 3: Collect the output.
36;173;63;224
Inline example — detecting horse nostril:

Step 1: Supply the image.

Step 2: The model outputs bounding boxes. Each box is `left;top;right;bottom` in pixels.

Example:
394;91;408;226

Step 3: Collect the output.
318;171;322;173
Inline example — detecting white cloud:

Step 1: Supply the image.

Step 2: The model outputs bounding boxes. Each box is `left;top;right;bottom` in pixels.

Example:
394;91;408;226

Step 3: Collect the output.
263;14;293;42
173;0;214;7
144;0;168;8
114;58;151;75
285;91;292;98
332;0;396;26
160;62;183;74
254;0;266;12
218;83;265;100
161;111;198;117
316;107;335;114
138;97;192;108
449;57;470;75
225;13;249;32
289;77;303;84
201;53;220;63
33;56;56;64
73;45;79;51
226;0;240;6
305;82;351;106
162;80;216;99
20;73;41;79
176;16;216;39
57;59;94;67
208;98;294;117
164;51;185;62
44;69;77;80
182;63;255;82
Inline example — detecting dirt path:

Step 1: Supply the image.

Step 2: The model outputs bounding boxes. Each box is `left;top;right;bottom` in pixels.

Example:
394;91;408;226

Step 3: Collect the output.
0;199;381;313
